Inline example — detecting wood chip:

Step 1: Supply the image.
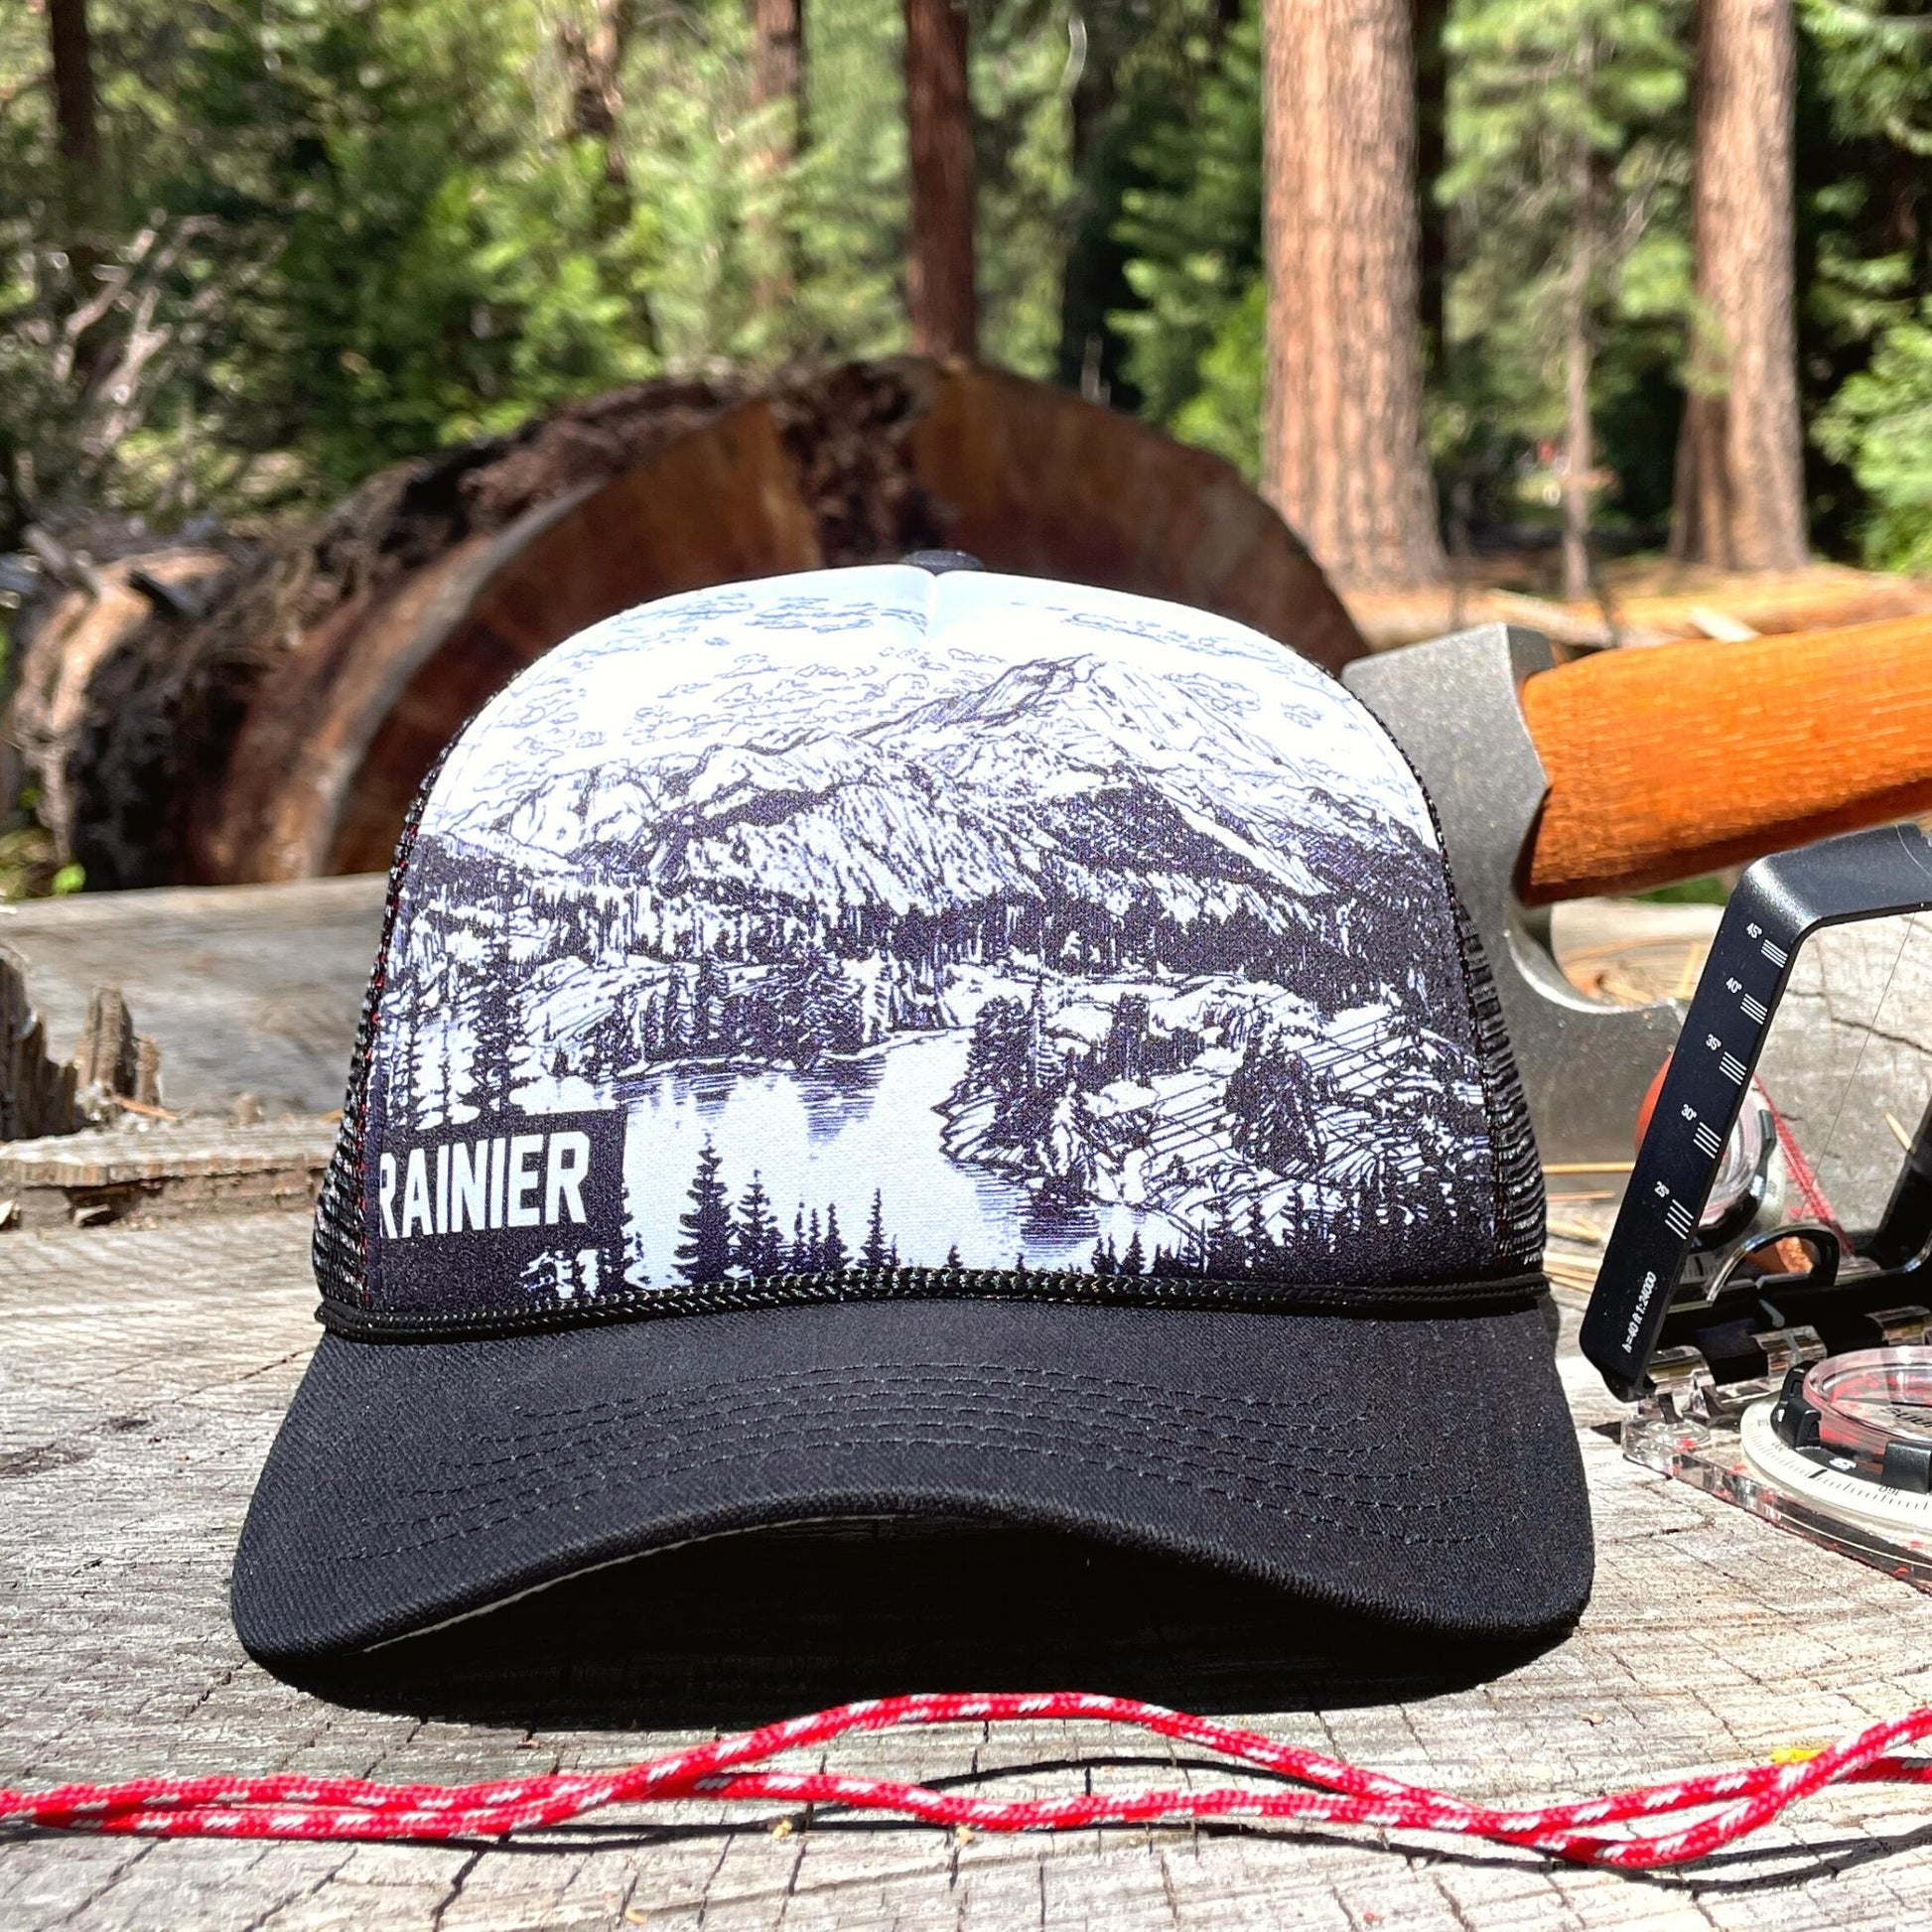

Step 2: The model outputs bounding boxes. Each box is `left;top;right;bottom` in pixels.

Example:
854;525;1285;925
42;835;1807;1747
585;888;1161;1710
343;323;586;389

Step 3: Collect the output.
1685;605;1760;642
1548;1217;1609;1244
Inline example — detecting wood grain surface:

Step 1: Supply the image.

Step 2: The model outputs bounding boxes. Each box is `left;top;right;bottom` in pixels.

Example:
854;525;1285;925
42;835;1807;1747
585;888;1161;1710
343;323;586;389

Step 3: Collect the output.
6;1212;1932;1928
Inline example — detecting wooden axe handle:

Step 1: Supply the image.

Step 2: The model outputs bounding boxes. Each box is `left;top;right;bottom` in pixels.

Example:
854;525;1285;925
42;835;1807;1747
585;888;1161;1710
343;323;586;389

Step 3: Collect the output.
1518;613;1932;903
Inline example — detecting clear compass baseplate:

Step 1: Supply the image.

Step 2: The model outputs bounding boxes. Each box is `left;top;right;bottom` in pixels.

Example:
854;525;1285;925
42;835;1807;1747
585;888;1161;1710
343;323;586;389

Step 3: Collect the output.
1621;1309;1932;1592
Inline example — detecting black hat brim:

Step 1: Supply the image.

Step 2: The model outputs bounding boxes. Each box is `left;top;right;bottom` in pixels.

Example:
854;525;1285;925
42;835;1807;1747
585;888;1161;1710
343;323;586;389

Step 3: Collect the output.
231;1295;1590;1666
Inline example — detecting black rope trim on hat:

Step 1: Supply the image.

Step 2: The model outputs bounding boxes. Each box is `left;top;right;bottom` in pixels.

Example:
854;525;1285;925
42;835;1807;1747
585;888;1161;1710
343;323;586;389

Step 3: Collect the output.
316;1263;1551;1342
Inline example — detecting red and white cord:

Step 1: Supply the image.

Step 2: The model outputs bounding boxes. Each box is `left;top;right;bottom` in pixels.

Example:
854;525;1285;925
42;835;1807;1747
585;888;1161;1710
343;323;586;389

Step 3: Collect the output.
6;1691;1930;1868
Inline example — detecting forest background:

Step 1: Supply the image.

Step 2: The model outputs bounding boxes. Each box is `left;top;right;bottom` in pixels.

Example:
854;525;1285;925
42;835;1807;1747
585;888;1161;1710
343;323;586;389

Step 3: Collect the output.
1;0;1928;643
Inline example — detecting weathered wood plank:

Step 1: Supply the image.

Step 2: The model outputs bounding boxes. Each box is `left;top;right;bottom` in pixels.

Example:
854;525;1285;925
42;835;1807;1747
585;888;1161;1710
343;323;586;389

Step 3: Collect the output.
0;1121;336;1229
5;1213;1932;1927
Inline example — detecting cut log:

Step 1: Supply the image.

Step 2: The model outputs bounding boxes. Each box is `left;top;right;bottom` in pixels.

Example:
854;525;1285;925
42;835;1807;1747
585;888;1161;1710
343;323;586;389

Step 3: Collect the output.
9;379;746;889
207;393;820;880
7;548;235;890
8;361;1361;889
905;366;1360;663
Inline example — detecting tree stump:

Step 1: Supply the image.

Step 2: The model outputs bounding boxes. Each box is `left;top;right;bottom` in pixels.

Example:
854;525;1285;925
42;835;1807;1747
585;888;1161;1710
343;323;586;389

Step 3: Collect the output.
0;950;75;1142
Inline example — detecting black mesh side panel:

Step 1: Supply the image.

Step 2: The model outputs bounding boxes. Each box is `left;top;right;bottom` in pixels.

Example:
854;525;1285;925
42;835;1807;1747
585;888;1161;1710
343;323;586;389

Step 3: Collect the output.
1447;886;1545;1271
1371;722;1544;1276
312;750;452;1310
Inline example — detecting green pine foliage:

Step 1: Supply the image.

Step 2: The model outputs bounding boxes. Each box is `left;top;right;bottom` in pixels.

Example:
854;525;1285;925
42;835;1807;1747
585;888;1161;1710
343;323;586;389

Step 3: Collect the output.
1105;2;1265;469
972;1;1079;378
192;0;661;476
1798;0;1932;566
1816;299;1932;571
2;0;1929;572
2;0;676;524
1438;0;1691;536
789;0;909;359
0;0;1092;532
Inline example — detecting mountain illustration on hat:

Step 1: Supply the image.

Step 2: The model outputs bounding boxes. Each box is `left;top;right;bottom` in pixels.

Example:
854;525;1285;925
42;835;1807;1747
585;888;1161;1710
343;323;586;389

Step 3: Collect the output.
362;572;1507;1312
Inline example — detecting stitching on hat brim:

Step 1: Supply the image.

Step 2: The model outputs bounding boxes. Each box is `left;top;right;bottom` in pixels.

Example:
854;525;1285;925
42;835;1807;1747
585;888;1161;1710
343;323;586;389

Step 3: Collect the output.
299;1352;1547;1563
335;1367;1455;1522
333;1410;1505;1564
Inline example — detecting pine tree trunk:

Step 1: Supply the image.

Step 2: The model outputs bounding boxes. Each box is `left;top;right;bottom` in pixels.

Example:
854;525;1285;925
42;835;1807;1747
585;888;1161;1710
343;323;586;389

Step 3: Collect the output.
1670;0;1808;570
1412;0;1448;374
1261;0;1444;590
903;0;977;361
749;0;804;311
751;0;804;147
48;0;98;232
1562;127;1594;606
1562;290;1592;606
47;0;101;407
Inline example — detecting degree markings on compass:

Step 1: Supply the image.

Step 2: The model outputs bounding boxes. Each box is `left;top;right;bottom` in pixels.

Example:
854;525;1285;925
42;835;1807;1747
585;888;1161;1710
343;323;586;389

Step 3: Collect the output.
1663;1198;1696;1239
1723;975;1770;1028
1762;938;1789;968
1693;1121;1723;1159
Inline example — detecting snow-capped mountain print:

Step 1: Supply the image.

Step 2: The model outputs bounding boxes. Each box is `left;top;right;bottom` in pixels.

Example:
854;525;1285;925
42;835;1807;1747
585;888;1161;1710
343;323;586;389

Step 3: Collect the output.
363;567;1503;1313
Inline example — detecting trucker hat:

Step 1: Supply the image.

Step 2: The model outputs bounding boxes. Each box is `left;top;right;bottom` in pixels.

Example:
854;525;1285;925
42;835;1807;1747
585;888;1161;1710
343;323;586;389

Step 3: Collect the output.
231;564;1590;1664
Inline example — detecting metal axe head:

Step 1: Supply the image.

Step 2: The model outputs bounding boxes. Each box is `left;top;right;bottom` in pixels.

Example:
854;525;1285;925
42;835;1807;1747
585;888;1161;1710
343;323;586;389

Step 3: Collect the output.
1344;624;1682;1169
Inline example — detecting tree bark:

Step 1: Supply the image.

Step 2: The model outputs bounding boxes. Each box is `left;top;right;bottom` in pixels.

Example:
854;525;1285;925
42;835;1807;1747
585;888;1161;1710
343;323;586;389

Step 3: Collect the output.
1261;0;1444;590
1412;0;1448;375
48;0;99;229
903;0;977;362
751;0;804;149
748;0;805;312
1562;121;1594;606
47;0;100;394
1669;0;1807;570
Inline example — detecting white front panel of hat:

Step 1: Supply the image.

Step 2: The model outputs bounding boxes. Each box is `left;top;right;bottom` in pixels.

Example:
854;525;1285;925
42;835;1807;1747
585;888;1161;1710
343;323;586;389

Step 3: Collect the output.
361;567;1499;1313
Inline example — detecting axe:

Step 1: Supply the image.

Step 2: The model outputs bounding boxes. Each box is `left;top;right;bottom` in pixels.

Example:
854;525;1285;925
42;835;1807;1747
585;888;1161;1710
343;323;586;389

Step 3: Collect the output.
1344;613;1932;1165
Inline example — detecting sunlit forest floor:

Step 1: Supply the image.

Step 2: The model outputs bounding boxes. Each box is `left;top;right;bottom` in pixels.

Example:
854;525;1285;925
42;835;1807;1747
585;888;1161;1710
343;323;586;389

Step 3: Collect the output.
1345;555;1932;649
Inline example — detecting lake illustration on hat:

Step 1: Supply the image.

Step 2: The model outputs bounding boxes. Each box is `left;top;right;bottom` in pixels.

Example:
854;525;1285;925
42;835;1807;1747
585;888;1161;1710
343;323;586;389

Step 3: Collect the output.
361;571;1503;1311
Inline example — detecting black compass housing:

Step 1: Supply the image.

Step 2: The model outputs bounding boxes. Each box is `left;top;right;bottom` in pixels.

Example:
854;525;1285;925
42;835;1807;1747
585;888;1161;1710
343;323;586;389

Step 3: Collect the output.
1585;821;1932;1401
